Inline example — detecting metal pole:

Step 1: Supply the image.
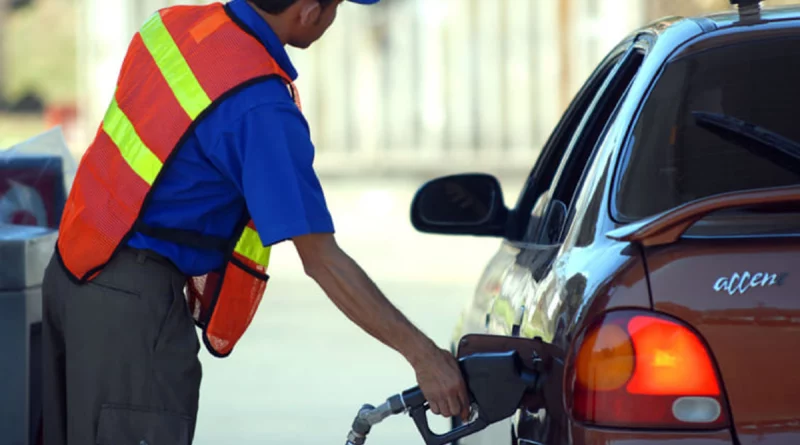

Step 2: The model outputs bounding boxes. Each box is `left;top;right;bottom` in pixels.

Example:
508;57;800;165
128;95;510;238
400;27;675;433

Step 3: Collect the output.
0;0;9;107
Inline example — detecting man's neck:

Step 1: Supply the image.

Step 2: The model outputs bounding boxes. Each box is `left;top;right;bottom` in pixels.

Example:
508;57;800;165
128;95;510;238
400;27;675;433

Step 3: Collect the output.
246;0;291;46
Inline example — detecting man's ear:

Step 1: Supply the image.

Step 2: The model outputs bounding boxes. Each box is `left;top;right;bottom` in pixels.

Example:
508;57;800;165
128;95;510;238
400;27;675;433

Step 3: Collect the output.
298;0;322;26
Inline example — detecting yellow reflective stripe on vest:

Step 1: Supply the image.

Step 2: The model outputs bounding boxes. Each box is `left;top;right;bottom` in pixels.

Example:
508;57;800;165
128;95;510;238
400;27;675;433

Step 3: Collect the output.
103;99;163;185
234;226;271;267
140;12;212;120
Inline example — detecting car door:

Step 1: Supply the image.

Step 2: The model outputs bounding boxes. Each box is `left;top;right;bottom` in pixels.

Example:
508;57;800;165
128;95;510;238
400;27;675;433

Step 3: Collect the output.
483;40;647;341
451;42;640;445
449;45;631;344
449;36;650;445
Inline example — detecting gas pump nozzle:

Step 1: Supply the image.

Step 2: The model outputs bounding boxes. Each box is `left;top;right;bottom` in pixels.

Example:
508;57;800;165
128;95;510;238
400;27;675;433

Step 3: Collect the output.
345;349;544;445
405;350;541;445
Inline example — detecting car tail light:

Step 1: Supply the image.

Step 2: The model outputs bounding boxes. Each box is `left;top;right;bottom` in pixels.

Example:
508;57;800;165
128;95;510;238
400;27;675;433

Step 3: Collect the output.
566;310;729;429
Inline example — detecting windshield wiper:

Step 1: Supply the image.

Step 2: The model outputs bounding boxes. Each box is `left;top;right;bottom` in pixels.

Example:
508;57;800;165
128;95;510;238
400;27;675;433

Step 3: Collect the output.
692;111;800;175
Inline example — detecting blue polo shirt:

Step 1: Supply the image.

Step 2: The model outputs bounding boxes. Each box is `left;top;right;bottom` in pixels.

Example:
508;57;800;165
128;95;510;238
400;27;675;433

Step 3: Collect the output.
127;0;335;276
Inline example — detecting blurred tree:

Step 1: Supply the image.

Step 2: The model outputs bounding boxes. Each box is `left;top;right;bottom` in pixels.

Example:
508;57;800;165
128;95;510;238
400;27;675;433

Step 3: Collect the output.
11;0;34;8
5;0;76;106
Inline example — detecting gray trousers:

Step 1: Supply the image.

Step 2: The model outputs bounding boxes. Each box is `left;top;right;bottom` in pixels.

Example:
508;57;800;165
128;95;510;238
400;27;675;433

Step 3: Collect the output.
42;247;203;445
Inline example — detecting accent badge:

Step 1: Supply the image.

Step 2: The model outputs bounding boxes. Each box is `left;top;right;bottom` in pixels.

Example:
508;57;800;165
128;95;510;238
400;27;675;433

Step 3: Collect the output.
713;272;788;295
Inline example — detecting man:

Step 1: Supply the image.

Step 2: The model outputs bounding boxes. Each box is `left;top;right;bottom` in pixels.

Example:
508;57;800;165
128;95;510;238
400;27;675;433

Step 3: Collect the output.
42;0;469;443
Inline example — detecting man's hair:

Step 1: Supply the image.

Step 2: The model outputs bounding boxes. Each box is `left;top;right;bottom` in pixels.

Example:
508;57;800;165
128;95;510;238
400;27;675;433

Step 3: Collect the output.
251;0;337;15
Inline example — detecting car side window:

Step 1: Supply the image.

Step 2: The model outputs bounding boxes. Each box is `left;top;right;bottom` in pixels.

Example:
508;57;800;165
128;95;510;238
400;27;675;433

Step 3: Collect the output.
538;47;646;245
512;44;632;242
521;43;645;244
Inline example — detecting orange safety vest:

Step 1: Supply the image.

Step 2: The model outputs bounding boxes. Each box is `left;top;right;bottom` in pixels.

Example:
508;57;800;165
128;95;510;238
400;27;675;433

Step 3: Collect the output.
56;3;302;358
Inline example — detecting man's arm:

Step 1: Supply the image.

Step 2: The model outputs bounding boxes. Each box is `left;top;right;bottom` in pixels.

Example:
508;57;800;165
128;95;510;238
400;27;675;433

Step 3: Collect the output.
209;83;468;418
293;232;470;420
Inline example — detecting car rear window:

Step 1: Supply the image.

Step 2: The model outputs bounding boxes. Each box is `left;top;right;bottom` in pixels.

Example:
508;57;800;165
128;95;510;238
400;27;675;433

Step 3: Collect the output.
615;36;800;223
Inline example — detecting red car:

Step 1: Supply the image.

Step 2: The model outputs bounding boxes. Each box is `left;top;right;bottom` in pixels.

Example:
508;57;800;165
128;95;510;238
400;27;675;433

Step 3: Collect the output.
410;1;800;444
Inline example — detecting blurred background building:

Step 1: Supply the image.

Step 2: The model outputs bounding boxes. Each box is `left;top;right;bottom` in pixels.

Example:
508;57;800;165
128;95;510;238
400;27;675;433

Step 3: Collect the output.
2;0;796;175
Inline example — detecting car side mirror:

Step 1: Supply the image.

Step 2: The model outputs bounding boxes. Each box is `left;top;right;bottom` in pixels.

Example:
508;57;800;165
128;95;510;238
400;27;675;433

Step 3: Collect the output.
410;173;508;237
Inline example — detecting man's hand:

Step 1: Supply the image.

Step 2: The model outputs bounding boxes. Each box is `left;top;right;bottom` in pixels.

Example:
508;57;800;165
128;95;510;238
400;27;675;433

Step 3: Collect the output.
293;233;470;421
411;347;471;421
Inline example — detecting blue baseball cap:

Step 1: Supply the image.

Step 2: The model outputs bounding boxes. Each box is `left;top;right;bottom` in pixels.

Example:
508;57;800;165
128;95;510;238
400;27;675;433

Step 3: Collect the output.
348;0;380;4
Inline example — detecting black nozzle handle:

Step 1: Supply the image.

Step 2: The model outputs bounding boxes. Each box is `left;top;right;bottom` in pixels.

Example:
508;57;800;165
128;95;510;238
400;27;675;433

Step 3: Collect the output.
400;387;488;445
409;404;488;445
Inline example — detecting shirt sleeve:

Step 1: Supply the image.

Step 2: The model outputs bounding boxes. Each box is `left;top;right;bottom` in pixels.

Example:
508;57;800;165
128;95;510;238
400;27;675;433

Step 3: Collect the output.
203;81;335;247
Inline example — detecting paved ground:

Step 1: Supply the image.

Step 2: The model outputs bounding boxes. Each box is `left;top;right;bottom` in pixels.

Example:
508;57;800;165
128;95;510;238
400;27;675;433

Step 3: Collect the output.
193;176;526;445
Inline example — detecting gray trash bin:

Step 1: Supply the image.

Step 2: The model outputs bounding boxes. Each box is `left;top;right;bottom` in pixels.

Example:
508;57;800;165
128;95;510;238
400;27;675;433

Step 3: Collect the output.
0;224;57;445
